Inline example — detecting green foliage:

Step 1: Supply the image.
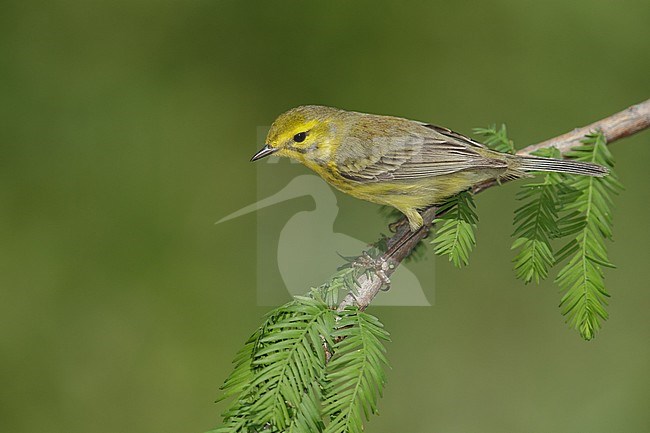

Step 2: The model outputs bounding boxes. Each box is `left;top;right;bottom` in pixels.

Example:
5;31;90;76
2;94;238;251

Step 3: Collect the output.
215;297;334;433
477;122;621;339
323;308;390;433
214;328;262;432
432;191;478;267
510;132;621;340
214;296;390;433
511;147;570;284
248;299;332;431
473;124;516;154
315;265;362;308
554;132;622;340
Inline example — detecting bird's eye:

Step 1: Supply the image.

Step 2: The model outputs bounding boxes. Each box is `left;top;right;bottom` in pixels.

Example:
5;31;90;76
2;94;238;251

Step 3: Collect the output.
293;132;307;143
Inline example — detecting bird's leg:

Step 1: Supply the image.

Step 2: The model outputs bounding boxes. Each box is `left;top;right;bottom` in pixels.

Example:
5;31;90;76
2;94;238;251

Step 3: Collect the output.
352;251;391;291
403;208;424;232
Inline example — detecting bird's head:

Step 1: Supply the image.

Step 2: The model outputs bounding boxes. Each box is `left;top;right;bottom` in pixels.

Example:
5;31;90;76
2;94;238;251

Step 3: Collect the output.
251;105;343;168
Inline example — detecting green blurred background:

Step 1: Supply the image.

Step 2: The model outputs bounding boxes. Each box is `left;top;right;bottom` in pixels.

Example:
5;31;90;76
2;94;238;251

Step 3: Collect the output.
1;1;649;432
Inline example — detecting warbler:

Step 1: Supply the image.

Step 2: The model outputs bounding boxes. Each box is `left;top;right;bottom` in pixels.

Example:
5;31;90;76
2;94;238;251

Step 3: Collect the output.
251;106;608;231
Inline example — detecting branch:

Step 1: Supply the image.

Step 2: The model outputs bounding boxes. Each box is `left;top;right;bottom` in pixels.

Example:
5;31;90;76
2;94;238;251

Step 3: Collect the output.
338;98;650;311
523;100;650;155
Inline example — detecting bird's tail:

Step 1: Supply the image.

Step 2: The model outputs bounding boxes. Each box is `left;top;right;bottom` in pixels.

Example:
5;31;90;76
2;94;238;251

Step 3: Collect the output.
513;155;609;177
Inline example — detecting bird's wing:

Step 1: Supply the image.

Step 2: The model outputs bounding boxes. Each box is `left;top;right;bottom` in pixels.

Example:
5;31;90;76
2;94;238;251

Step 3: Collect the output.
335;123;506;182
420;123;487;149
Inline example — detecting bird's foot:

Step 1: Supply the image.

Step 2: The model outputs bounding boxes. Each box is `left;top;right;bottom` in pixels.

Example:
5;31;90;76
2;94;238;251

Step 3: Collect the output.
388;218;408;233
352;251;391;291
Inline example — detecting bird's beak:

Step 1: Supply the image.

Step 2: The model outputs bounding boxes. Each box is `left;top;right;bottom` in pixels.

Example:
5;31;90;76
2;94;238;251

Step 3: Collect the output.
250;144;278;162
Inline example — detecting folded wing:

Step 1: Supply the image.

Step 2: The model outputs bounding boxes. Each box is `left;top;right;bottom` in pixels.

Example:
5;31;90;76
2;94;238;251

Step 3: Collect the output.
336;123;506;182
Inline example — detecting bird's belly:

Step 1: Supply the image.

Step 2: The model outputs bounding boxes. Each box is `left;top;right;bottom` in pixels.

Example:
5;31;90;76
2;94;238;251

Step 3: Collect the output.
330;172;489;210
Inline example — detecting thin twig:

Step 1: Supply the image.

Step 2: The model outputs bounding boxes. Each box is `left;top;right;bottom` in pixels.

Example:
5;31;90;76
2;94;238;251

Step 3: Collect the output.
337;98;650;311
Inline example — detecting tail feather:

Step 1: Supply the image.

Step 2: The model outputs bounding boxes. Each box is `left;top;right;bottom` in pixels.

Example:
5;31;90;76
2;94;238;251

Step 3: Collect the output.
516;155;609;177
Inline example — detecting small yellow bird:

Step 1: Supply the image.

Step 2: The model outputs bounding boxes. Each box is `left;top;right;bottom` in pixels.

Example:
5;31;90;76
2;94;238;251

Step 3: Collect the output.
251;106;608;231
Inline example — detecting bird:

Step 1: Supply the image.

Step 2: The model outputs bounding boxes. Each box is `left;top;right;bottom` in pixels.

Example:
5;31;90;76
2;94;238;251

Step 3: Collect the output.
251;105;608;231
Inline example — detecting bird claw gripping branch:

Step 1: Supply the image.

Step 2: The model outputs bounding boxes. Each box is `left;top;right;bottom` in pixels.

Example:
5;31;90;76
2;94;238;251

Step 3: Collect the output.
352;251;392;291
